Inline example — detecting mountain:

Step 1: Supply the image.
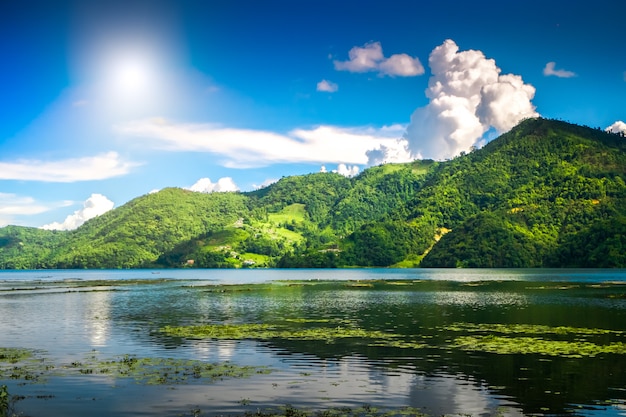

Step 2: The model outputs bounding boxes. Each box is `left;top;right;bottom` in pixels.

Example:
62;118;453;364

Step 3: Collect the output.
1;118;625;269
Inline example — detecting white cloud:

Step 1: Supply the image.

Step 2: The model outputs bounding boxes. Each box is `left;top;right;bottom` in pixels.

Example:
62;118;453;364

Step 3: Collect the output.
41;194;114;231
543;62;576;78
253;178;278;190
334;42;383;73
0;193;51;216
477;74;539;132
378;53;425;77
333;164;360;177
116;119;406;168
606;120;626;135
0;193;73;227
366;138;413;165
399;39;538;161
0;152;138;182
320;164;359;177
187;177;239;193
334;42;424;77
317;79;338;93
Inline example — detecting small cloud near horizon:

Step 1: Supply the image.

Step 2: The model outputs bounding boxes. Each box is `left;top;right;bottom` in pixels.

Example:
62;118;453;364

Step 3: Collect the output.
186;177;239;193
543;62;576;78
253;178;278;190
316;79;338;93
320;164;360;177
606;120;626;135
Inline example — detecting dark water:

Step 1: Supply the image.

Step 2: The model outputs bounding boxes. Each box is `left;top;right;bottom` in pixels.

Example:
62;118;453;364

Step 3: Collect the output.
1;269;626;416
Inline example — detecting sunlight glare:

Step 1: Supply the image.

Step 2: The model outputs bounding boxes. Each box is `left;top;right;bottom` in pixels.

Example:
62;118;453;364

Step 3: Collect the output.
109;55;153;98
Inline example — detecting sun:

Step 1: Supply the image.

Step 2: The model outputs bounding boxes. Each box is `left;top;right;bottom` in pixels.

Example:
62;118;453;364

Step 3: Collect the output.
109;55;153;98
79;40;175;116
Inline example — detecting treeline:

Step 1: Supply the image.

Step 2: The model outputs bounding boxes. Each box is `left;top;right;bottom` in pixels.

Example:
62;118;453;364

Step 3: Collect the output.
1;118;625;269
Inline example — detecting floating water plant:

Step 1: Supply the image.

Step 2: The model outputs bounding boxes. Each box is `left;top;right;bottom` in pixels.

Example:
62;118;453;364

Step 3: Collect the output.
443;322;624;336
238;404;429;417
0;348;32;364
0;348;270;386
451;335;626;358
161;323;403;344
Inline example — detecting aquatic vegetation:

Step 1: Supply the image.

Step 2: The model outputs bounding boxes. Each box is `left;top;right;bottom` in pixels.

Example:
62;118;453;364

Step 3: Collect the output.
161;323;403;344
345;282;374;288
239;404;429;417
0;385;8;417
58;353;272;385
443;322;625;336
452;335;626;358
0;348;45;382
444;322;626;357
368;340;429;349
0;348;270;386
0;348;32;364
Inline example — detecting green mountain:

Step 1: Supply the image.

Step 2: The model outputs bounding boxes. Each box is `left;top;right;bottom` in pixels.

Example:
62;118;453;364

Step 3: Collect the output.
1;118;625;269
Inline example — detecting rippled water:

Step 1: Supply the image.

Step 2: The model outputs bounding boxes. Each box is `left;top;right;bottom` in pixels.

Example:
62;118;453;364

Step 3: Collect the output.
1;269;626;416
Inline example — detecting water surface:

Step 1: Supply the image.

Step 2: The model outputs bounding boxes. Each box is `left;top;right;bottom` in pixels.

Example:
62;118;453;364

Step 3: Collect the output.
1;269;625;416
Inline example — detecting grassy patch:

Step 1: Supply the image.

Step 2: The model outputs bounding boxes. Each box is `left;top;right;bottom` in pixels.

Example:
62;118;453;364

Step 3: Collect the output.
267;203;307;224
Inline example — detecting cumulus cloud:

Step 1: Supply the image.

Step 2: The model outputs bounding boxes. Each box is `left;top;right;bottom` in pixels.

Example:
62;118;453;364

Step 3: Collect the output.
366;138;413;166
334;164;360;177
543;62;576;78
42;194;114;231
320;164;359;177
0;152;138;182
317;79;338;93
117;119;405;168
397;39;538;161
334;42;424;77
606;120;626;135
187;177;239;193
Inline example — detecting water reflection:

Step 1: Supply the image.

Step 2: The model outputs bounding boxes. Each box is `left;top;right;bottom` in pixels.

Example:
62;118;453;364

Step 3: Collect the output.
408;373;525;416
84;290;111;346
2;269;626;416
431;290;528;308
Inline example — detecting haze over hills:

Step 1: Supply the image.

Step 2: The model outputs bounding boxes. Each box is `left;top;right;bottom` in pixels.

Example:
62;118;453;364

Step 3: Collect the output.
1;118;625;269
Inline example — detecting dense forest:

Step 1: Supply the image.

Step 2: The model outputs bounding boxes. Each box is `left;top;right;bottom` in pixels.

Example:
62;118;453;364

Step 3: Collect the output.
1;118;625;269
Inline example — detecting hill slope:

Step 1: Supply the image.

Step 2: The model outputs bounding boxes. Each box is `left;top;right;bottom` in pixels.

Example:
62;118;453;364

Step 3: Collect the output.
1;118;625;269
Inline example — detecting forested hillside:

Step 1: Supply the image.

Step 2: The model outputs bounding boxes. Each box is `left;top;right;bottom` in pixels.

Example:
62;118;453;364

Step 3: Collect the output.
1;118;625;269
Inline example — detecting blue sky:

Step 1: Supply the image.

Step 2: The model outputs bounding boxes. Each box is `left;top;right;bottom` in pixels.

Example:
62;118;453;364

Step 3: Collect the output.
1;0;625;228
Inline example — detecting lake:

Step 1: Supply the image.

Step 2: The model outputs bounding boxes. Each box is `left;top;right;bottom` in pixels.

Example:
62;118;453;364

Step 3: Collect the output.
1;268;626;416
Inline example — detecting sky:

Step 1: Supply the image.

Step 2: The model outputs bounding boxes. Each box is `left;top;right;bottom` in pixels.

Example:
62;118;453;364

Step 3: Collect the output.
1;0;625;229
